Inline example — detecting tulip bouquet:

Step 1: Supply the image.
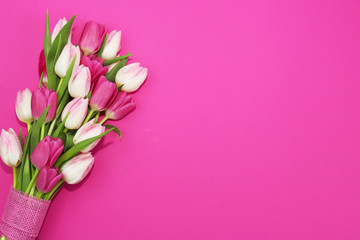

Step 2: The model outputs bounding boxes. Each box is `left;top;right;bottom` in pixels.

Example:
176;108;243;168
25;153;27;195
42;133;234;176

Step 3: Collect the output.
0;12;147;240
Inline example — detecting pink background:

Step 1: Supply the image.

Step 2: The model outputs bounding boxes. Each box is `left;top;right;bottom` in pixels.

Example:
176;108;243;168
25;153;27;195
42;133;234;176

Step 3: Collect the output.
1;0;360;239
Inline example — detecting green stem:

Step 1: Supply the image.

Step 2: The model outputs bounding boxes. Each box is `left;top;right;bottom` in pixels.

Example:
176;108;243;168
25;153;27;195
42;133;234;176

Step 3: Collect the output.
83;109;95;125
45;179;64;200
40;124;45;140
36;191;42;199
48;118;57;136
99;116;109;125
12;167;17;188
25;169;39;195
56;78;64;92
64;128;68;133
0;235;7;240
30;184;36;196
94;112;101;124
27;123;31;132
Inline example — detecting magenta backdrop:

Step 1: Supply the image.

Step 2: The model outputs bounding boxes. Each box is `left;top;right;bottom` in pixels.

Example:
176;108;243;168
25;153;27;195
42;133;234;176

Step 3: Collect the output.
1;0;360;239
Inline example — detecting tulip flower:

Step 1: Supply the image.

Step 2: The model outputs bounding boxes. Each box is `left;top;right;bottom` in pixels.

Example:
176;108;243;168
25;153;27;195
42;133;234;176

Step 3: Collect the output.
38;50;48;87
54;42;80;78
61;152;94;184
68;65;91;98
73;119;105;153
36;167;63;193
15;89;33;124
0;129;23;167
30;136;64;169
89;76;117;111
51;18;67;42
101;30;121;61
79;21;106;55
31;87;57;123
81;55;108;88
115;63;148;92
105;91;136;120
61;97;89;129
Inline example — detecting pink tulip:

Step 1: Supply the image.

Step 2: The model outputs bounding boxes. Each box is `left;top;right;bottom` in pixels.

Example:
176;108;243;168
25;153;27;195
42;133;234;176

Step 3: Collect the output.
68;65;91;98
79;21;106;55
89;76;117;111
81;55;108;88
73;119;105;153
38;50;48;87
55;43;81;78
51;18;67;42
115;63;148;92
36;167;63;193
61;152;94;184
105;91;136;120
0;128;23;167
61;97;89;129
30;136;64;169
101;30;121;61
31;87;57;123
15;88;33;124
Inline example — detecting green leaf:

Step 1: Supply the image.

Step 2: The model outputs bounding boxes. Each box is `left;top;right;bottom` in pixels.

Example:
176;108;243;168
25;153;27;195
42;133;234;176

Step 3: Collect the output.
44;10;51;58
104;124;122;139
22;154;31;192
45;14;76;90
103;53;132;66
52;112;69;138
56;91;70;119
105;57;129;82
55;128;114;167
97;33;108;57
57;55;76;104
18;129;23;146
59;132;74;151
39;72;44;88
30;106;49;154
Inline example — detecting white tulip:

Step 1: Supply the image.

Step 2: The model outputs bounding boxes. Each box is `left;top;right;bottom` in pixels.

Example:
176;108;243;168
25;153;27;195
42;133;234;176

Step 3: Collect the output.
0;128;23;167
61;152;94;184
15;89;33;124
101;30;121;61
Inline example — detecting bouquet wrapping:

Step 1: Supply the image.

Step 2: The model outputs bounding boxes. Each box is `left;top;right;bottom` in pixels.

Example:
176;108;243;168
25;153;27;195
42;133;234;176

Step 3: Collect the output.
0;12;148;240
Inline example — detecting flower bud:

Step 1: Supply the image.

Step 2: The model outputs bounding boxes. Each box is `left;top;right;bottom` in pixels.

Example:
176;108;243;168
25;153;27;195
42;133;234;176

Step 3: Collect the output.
31;87;57;123
55;43;80;78
73;119;105;153
15;89;33;124
101;30;121;61
115;63;148;92
0;129;23;167
36;167;63;193
89;76;117;111
30;136;64;169
79;21;106;55
61;97;89;129
51;18;67;42
68;65;91;98
61;152;94;184
81;55;108;88
105;91;136;120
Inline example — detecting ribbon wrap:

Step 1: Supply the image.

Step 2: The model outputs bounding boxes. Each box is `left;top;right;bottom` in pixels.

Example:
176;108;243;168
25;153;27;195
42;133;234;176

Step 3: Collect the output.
0;187;51;240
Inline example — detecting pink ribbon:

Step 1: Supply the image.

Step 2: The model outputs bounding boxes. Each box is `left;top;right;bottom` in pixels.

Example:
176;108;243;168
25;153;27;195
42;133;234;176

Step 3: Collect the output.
0;187;51;240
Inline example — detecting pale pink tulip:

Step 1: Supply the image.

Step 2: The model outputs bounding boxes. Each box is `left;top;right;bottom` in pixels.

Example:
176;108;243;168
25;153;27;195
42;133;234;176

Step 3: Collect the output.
0;128;23;167
54;43;80;78
115;63;148;92
15;89;33;124
61;152;94;184
101;30;121;61
68;65;91;98
61;97;89;129
73;119;105;153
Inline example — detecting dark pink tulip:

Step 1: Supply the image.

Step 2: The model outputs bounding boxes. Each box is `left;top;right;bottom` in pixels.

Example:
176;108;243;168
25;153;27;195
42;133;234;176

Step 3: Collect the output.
79;21;106;55
105;91;136;120
36;167;63;193
81;55;108;89
30;136;64;169
31;87;57;122
38;50;48;87
89;76;117;111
